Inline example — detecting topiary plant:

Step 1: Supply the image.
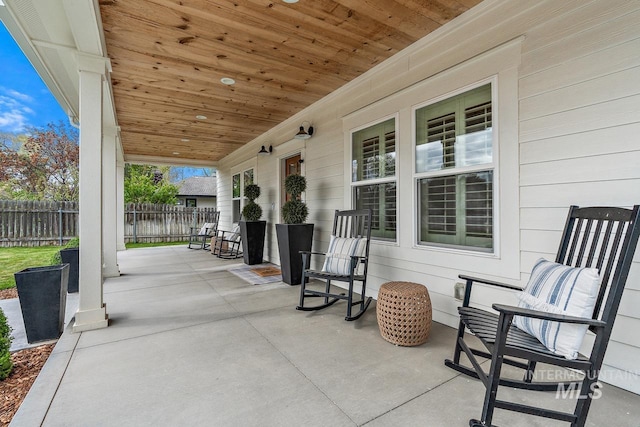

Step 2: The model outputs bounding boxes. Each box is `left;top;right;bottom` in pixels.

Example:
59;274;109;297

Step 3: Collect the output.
50;236;80;265
282;174;308;224
241;184;263;221
0;307;13;381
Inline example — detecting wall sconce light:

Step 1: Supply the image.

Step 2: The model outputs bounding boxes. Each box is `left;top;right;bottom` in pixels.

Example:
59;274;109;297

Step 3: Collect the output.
294;121;314;140
258;145;273;155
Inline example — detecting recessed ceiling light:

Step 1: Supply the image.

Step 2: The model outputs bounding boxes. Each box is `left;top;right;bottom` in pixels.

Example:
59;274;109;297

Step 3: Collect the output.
283;0;298;3
181;138;190;142
173;152;180;155
220;77;235;85
195;115;207;120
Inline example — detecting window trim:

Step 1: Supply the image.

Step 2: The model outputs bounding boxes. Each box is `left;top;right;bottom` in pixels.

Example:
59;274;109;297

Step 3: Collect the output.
349;113;399;243
412;77;498;253
230;159;257;224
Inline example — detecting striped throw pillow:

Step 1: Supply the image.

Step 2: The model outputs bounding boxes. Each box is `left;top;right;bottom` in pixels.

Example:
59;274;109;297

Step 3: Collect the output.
322;236;367;275
198;223;215;236
228;225;241;241
512;258;600;359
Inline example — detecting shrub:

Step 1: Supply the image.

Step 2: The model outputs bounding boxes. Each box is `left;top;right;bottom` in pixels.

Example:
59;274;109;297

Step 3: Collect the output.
244;184;261;202
50;236;80;265
282;175;308;224
241;184;263;221
0;308;13;380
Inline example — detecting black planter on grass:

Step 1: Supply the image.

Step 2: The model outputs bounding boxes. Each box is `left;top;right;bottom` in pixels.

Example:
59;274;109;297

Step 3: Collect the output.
60;247;79;293
14;264;69;343
276;223;314;285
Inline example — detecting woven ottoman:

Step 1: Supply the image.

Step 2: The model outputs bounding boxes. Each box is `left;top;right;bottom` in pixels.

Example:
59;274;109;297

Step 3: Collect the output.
376;281;432;346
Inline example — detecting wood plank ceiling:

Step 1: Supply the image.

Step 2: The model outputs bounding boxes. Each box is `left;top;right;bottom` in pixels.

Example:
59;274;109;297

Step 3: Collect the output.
99;0;482;164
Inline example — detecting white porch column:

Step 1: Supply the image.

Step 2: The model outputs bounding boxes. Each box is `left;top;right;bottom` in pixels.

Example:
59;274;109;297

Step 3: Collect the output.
74;53;109;332
116;160;126;251
103;126;120;277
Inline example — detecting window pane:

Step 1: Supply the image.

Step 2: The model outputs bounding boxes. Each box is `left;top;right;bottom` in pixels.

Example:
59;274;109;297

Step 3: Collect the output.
354;182;396;240
352;118;396;182
244;169;254;186
418;171;493;250
232;174;240;198
457;101;492;167
232;199;241;223
465;171;493;239
416;84;492;173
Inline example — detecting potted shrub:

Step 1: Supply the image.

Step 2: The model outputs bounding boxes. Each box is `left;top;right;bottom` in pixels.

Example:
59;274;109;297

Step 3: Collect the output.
52;237;79;293
239;184;266;265
14;263;68;343
276;174;314;285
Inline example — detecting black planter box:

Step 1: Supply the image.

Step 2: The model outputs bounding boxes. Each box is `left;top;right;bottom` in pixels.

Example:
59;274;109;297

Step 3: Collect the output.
240;220;266;265
276;223;314;285
60;247;79;293
14;264;69;343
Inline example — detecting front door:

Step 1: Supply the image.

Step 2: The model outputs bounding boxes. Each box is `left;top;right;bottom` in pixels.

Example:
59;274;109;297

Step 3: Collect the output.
284;154;301;202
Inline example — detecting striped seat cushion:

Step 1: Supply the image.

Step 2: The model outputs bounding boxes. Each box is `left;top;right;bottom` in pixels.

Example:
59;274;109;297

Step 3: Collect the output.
513;258;600;360
321;236;367;275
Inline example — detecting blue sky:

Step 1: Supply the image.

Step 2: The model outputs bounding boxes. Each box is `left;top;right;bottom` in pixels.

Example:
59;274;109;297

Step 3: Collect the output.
0;21;209;180
0;22;68;133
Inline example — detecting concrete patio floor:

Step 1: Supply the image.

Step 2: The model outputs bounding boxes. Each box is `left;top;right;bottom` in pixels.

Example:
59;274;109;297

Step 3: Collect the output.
9;245;640;426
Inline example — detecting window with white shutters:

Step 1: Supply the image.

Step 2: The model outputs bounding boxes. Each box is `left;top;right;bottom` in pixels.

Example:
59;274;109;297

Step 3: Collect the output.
415;83;494;251
351;117;397;241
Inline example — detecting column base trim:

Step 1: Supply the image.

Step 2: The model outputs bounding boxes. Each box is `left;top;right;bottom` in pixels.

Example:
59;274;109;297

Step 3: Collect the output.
73;304;109;332
104;264;120;278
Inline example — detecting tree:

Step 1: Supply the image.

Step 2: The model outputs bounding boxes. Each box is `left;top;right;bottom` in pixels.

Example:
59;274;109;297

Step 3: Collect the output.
0;122;79;201
124;164;179;204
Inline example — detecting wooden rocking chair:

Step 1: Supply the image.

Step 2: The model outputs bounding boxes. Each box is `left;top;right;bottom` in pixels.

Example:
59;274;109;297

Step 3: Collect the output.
296;209;373;321
445;205;640;427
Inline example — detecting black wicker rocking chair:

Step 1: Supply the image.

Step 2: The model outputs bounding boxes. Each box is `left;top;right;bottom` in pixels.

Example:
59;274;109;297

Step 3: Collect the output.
296;209;373;321
445;205;640;427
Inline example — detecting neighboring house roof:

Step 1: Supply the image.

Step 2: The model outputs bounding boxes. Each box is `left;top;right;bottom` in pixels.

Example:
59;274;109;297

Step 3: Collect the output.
177;177;217;197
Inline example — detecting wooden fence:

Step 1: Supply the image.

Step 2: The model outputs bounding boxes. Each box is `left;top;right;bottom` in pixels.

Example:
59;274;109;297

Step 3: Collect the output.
124;203;217;244
0;200;218;247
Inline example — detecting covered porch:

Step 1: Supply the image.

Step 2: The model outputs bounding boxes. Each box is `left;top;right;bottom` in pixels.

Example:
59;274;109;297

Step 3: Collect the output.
11;246;640;426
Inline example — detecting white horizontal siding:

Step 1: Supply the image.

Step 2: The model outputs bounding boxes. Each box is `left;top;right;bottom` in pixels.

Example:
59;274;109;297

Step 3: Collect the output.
216;0;640;392
521;122;640;164
519;0;640;391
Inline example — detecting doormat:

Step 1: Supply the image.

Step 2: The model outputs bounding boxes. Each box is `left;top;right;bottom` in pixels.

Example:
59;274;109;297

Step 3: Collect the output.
251;266;281;277
228;264;283;285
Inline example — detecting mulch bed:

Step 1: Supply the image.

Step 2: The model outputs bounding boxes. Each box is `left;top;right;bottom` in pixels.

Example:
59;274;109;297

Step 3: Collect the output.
1;288;54;426
0;289;18;300
1;344;54;426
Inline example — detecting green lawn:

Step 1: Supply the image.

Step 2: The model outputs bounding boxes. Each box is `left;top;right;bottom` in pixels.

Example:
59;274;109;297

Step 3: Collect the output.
125;241;187;249
0;241;188;290
0;246;61;290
